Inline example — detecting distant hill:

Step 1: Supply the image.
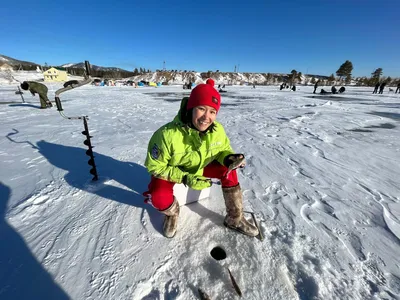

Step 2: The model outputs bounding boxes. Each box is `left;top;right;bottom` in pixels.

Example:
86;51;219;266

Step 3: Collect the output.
0;54;40;69
0;54;131;74
61;62;130;72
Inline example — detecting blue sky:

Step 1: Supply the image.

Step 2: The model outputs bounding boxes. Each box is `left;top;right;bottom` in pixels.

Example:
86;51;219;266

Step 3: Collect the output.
2;0;399;77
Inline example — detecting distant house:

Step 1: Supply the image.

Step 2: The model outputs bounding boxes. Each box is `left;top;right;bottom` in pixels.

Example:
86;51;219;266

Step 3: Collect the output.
43;67;68;82
0;63;13;71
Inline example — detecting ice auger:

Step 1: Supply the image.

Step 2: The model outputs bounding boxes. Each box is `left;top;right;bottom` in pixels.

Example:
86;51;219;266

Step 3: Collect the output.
54;61;98;181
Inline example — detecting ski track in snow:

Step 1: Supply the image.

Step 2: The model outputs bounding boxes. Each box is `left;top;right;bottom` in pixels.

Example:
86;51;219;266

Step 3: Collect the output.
1;84;400;299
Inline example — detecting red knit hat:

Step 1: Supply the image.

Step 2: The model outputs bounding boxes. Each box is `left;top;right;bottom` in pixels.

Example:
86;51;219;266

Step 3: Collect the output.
187;81;221;112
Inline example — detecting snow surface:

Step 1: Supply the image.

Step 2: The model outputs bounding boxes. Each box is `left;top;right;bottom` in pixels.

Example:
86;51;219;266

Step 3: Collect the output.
1;78;400;300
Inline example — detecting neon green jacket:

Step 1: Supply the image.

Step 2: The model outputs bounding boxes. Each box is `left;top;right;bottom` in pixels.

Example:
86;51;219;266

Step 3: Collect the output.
145;98;234;183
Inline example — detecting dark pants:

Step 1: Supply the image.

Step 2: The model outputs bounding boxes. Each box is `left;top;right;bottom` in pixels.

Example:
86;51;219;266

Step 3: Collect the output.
39;95;50;108
373;87;378;94
396;87;400;94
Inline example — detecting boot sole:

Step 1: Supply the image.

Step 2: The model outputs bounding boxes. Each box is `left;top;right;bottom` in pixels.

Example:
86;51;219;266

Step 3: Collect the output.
223;221;258;237
163;227;177;238
164;232;176;238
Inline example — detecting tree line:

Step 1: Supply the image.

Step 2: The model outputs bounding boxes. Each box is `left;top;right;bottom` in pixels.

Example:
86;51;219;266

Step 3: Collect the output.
286;60;399;86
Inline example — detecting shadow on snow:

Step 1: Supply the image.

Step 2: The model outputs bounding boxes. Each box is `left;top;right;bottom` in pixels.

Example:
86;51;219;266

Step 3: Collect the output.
35;140;162;234
0;182;70;299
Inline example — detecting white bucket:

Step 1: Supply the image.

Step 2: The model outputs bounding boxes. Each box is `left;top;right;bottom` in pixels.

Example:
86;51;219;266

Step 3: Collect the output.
173;183;211;206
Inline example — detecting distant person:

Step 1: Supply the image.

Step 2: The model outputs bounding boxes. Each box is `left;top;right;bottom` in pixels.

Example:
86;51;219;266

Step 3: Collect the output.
291;85;296;91
313;80;320;94
331;86;337;94
20;81;52;109
396;82;400;94
379;82;386;94
373;82;380;94
218;83;227;92
92;79;101;86
253;84;256;89
320;89;329;94
338;86;346;93
280;83;284;90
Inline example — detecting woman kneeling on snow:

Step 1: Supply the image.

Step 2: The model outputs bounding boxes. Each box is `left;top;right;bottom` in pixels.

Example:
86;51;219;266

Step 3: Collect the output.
144;81;259;238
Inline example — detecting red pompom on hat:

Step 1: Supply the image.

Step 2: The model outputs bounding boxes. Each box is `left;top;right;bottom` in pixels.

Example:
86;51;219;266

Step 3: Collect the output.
206;78;215;86
187;81;221;112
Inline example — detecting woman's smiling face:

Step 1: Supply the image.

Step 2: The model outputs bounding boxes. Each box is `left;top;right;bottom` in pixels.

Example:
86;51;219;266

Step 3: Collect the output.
191;105;217;131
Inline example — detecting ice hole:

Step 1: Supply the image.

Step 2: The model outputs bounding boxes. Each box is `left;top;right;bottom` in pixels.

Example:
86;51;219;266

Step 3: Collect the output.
210;246;226;261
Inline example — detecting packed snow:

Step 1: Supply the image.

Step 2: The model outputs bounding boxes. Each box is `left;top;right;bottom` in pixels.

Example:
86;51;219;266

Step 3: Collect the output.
1;76;400;300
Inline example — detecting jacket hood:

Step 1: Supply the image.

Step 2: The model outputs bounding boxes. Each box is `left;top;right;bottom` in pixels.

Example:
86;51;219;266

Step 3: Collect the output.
173;97;190;125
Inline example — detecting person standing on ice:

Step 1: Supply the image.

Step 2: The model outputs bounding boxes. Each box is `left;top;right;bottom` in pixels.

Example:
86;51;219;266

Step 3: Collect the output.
379;82;387;94
20;81;52;109
373;82;380;94
396;82;400;94
313;80;320;94
144;81;259;238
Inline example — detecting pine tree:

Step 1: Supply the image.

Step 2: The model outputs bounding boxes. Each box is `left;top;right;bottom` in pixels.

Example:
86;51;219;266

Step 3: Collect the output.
370;68;383;85
336;60;353;82
360;77;369;86
133;68;139;76
371;68;383;79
